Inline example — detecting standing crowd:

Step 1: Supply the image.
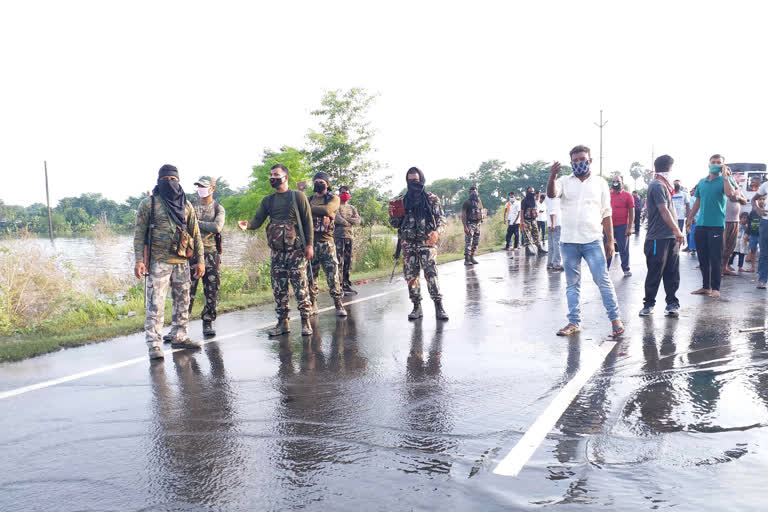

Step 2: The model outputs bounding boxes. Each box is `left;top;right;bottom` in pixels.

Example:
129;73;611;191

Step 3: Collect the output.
133;147;768;360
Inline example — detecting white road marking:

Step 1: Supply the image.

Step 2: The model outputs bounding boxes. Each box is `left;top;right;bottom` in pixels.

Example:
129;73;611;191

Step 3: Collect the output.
493;340;618;477
0;288;403;401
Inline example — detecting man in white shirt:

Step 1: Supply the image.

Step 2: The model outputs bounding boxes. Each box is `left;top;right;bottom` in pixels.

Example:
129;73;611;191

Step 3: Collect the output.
671;179;690;232
504;192;521;253
547;145;624;337
537;193;548;248
545;195;562;270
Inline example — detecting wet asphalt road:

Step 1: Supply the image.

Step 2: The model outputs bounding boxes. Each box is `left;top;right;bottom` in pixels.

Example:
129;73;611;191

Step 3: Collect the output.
2;235;768;511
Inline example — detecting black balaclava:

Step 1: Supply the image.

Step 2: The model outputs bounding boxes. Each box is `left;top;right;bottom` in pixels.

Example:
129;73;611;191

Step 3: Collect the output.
469;186;480;209
403;167;431;220
522;188;536;211
153;164;187;229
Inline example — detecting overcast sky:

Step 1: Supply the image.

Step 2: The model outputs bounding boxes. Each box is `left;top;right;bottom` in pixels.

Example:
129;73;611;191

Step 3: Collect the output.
2;0;766;207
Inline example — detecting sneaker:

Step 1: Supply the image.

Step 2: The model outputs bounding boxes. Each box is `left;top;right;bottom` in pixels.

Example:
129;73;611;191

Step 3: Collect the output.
639;306;653;317
171;338;203;350
623;270;632;277
665;303;680;317
148;346;165;360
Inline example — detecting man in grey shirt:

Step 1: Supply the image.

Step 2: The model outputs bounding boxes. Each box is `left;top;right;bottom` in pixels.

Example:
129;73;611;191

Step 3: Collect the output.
640;155;686;317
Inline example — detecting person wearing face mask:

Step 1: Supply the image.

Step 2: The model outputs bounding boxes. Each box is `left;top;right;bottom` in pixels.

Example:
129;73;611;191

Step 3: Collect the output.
521;187;546;256
308;172;347;317
238;164;315;336
607;175;634;277
188;176;225;336
632;190;644;235
639;155;686;317
334;185;361;295
686;154;738;299
461;185;484;265
547;145;624;337
504;192;521;252
389;167;448;321
133;164;205;360
537;193;548;245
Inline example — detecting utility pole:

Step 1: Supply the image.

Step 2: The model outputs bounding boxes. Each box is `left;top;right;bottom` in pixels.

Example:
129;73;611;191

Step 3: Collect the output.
44;161;54;242
594;109;607;176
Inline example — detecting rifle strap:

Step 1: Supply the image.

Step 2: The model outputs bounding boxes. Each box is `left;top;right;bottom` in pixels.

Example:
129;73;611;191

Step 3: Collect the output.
147;195;155;265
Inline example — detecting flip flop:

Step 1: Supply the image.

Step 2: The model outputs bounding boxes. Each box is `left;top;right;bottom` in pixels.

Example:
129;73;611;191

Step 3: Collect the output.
556;324;580;336
611;323;625;337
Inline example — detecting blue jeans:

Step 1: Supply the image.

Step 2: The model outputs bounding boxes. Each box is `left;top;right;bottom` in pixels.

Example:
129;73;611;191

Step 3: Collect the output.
547;226;562;267
562;241;621;326
759;219;768;282
605;224;630;271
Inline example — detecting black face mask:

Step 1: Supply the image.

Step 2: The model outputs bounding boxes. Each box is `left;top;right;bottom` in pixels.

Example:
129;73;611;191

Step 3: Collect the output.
674;184;681;192
314;182;327;194
269;177;283;188
612;182;621;190
407;180;424;192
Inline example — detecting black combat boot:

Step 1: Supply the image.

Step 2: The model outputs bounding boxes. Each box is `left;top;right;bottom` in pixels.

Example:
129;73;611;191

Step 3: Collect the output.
268;316;290;336
335;298;348;317
470;253;480;264
408;302;423;320
464;254;473;266
343;284;358;296
301;316;313;336
434;300;449;321
202;320;215;337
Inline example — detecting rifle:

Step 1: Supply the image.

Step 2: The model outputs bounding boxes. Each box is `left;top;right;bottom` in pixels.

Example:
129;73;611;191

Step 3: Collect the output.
142;195;155;308
292;190;314;289
390;238;402;283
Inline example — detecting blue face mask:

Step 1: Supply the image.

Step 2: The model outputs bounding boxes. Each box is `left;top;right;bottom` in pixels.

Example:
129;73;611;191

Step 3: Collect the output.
572;160;590;176
709;164;722;174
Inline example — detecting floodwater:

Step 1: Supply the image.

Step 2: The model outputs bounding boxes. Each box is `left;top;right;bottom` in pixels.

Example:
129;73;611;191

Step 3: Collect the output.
1;236;767;511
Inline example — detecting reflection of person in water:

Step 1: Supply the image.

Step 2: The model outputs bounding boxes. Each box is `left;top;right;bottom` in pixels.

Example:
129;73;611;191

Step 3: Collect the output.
148;346;242;507
402;322;453;474
273;312;369;495
686;313;733;423
622;319;681;434
464;265;483;316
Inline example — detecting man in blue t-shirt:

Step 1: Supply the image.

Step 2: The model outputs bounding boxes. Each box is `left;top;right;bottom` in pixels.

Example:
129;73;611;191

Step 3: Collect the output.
686;154;738;299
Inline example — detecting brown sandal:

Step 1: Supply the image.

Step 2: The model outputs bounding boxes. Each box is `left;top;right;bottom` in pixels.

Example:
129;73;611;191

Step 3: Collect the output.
557;324;580;336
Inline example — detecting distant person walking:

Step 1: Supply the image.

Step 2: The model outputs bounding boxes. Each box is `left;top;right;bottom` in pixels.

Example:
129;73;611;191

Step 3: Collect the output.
521;187;546;256
607;175;634;277
746;197;763;273
545;193;563;270
134;164;205;360
504;192;521;252
547;145;623;337
462;185;484;265
671;180;690;233
686;154;738;299
537;193;548;245
639;155;685;317
632;190;643;235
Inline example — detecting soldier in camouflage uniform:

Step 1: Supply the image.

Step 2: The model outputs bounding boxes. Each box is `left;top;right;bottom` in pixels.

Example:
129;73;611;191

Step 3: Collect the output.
389;167;449;321
238;164;315;336
308;172;347;316
334;185;361;295
461;185;483;265
189;176;225;336
134;164;205;360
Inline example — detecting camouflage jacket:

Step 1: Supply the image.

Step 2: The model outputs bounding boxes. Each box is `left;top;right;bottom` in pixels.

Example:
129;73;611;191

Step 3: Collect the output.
193;200;225;254
334;203;361;239
389;192;446;243
309;193;340;243
133;193;204;265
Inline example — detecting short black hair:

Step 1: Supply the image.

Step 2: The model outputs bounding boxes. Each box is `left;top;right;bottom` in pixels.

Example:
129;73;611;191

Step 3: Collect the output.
654;155;674;173
709;154;725;162
508;191;515;196
569;145;591;158
270;164;290;178
469;185;477;191
633;190;639;194
339;185;349;193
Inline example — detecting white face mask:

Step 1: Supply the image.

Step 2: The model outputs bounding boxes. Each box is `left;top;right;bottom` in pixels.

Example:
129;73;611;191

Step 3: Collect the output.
197;187;211;198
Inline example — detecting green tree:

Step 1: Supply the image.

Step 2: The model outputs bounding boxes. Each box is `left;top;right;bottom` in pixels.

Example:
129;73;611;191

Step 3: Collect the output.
307;88;379;189
429;178;463;213
352;186;390;239
629;161;643;191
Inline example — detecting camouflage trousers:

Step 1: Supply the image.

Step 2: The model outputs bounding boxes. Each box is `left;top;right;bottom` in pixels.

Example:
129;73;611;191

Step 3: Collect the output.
402;241;442;303
464;222;481;256
310;240;342;302
145;260;191;347
189;252;220;321
271;247;312;319
522;219;542;248
334;237;354;288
